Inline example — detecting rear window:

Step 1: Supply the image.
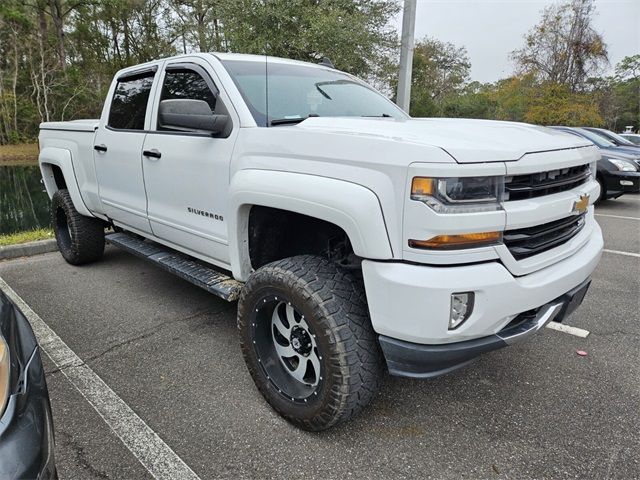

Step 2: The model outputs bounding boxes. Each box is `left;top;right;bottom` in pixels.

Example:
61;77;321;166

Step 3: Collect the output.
108;73;155;130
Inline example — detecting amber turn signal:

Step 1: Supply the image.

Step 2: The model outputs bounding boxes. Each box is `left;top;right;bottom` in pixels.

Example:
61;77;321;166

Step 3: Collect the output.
410;177;435;199
409;231;502;250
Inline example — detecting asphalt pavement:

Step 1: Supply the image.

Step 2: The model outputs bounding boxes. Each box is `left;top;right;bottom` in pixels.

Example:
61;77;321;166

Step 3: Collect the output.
1;196;638;479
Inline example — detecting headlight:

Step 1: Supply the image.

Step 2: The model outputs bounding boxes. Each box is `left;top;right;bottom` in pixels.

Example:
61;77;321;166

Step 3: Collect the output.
0;336;9;416
411;176;504;213
609;159;638;172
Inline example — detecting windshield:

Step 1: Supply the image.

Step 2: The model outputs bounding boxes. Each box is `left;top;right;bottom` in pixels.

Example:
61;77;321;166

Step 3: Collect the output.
574;128;616;147
221;59;408;127
602;130;637;146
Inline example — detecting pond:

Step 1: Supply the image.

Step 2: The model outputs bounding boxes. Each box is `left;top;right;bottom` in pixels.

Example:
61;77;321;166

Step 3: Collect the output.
0;163;51;235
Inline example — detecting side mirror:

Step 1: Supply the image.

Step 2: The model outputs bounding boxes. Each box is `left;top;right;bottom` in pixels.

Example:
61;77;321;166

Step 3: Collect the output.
158;99;229;136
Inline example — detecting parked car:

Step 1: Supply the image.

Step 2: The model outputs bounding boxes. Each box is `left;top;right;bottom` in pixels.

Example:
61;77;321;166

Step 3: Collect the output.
594;154;640;201
39;53;603;430
619;133;640;145
550;126;640;167
550;127;640;201
0;290;56;479
583;127;640;151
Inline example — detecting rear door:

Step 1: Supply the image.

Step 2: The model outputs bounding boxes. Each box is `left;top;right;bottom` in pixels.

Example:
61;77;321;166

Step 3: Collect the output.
94;66;158;234
141;58;238;266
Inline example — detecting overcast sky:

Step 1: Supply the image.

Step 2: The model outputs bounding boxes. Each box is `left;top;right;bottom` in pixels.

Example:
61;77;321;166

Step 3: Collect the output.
393;0;639;83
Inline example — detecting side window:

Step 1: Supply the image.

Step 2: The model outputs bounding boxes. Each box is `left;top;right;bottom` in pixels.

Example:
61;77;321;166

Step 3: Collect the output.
158;69;218;129
108;73;155;130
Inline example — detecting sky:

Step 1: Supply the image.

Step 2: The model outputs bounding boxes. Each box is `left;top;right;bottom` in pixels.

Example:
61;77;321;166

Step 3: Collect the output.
393;0;640;83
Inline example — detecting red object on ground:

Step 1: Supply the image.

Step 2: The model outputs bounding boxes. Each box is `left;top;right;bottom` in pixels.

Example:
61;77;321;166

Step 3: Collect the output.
576;350;588;356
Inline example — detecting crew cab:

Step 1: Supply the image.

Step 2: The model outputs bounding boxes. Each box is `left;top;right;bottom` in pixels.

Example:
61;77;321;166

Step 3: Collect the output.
38;53;603;430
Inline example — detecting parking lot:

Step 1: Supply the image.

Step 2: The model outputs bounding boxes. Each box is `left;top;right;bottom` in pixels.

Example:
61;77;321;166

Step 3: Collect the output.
1;196;638;479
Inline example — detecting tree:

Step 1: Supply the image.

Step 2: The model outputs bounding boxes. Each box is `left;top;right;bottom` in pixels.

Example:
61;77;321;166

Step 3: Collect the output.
441;81;497;120
511;0;608;92
0;0;402;145
523;82;602;125
592;55;640;131
490;74;537;122
222;0;399;83
168;0;226;53
614;55;640;130
616;54;640;80
38;0;89;71
1;0;636;144
408;37;470;117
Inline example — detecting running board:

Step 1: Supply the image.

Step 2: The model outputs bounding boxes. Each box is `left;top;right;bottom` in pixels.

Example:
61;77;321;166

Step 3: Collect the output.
105;232;243;301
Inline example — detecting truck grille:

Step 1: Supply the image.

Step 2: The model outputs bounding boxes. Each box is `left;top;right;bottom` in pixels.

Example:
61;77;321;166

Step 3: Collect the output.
505;164;591;201
504;214;586;260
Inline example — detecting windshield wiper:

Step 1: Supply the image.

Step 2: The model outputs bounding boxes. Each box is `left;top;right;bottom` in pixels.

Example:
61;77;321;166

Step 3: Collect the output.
315;83;332;100
270;114;319;126
361;113;392;118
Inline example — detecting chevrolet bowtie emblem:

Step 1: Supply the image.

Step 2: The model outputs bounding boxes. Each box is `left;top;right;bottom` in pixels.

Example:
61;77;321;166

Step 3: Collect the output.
572;194;590;214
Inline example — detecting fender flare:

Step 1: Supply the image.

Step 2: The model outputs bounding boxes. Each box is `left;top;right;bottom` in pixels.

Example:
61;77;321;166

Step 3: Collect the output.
228;169;393;280
39;147;92;217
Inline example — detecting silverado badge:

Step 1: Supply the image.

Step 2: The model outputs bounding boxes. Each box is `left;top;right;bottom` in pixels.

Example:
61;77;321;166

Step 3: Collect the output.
572;194;590;214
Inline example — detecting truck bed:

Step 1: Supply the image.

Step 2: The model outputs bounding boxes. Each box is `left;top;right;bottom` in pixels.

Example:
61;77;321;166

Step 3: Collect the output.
40;119;99;132
39;119;101;216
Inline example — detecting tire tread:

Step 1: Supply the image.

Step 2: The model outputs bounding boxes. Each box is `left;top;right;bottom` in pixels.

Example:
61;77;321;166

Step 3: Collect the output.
238;255;383;430
51;189;105;265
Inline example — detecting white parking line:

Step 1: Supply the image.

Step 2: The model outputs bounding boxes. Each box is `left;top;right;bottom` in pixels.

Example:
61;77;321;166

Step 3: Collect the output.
546;321;590;338
604;249;640;258
595;213;640;221
0;277;201;480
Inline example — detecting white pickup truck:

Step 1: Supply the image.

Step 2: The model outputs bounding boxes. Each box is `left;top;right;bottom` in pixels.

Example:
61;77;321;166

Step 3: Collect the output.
39;53;603;430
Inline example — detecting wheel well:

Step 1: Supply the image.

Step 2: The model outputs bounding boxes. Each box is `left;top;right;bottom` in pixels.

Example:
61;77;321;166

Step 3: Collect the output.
51;164;67;190
248;206;359;270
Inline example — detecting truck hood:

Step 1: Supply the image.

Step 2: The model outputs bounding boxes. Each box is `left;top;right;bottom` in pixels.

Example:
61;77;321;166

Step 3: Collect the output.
296;117;593;163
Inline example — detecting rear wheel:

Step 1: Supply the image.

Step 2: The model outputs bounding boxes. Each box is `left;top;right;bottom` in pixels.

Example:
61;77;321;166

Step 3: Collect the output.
51;189;105;265
238;255;383;431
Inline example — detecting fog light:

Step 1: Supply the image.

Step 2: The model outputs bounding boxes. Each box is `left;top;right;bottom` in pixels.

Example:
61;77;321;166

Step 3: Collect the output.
620;180;633;186
450;292;474;330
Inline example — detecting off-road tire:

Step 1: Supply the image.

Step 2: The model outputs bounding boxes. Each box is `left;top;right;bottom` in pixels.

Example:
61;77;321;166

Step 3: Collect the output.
238;255;384;431
51;189;105;265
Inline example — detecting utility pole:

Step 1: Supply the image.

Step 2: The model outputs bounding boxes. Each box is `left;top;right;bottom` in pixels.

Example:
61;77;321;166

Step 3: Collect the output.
396;0;417;113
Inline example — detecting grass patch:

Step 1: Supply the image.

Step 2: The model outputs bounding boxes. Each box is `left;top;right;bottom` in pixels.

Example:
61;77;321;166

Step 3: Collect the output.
0;228;54;247
0;143;39;166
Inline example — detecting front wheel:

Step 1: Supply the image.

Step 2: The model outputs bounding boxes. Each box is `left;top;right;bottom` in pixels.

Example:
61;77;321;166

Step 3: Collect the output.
238;255;383;431
51;189;105;265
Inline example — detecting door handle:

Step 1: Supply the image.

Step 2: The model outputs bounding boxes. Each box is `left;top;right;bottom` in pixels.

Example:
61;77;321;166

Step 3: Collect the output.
143;149;162;159
94;144;107;152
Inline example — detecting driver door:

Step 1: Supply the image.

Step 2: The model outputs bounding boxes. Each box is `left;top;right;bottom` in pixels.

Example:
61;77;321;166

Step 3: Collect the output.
141;59;237;267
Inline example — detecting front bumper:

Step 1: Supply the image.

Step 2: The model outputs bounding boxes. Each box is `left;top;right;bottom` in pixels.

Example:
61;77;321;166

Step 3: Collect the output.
603;171;640;196
379;279;590;378
362;222;602;377
0;292;56;480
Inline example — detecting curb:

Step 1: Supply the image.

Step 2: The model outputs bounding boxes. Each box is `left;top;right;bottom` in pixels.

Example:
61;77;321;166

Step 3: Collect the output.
0;239;58;260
